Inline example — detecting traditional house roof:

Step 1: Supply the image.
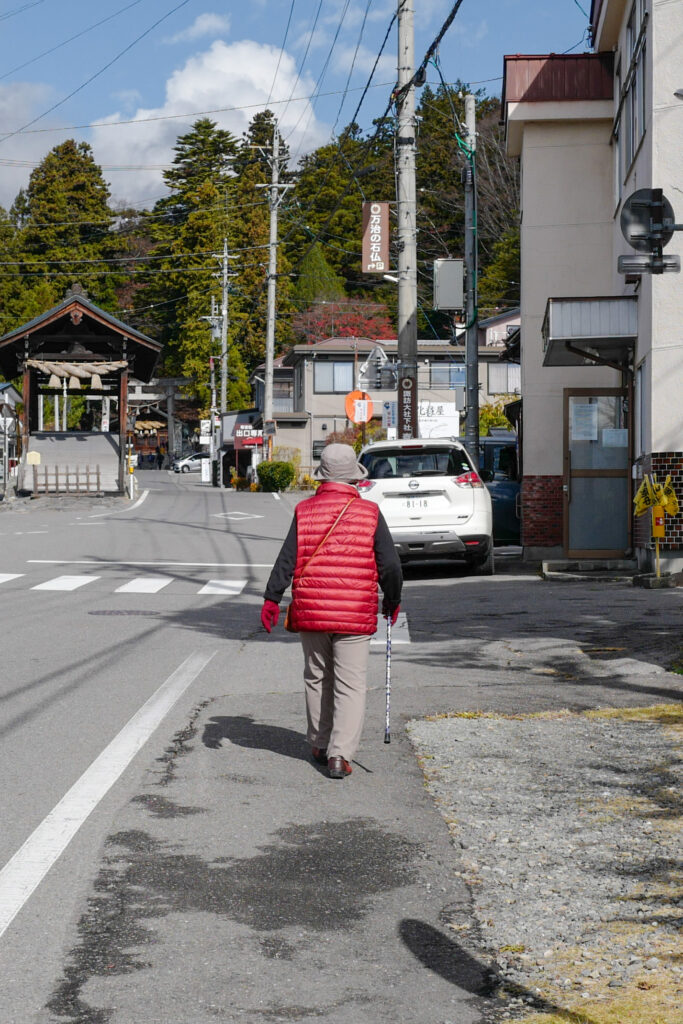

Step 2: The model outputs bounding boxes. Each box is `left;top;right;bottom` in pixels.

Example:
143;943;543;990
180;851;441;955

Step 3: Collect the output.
0;288;161;381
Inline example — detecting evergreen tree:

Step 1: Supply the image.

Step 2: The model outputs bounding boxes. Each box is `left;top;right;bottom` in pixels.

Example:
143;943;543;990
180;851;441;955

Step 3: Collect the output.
292;242;345;308
17;140;121;309
477;226;520;317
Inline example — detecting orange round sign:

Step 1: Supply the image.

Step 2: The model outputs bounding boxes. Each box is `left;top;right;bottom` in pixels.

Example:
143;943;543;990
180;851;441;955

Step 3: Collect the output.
345;390;374;424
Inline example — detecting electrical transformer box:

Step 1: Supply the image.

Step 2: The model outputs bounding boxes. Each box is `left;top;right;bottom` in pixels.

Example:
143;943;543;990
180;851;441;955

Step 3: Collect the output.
433;258;464;310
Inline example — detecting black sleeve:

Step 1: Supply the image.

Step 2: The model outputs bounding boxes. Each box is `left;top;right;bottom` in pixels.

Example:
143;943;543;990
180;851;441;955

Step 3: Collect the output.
374;511;403;609
263;517;297;604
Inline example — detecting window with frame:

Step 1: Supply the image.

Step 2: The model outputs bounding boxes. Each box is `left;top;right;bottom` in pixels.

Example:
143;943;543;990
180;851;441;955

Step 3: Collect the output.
313;360;354;393
430;363;466;388
621;0;647;174
488;363;521;395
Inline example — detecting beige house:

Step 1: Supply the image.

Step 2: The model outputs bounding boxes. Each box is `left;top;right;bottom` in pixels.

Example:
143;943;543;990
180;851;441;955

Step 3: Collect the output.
502;0;683;571
250;324;520;474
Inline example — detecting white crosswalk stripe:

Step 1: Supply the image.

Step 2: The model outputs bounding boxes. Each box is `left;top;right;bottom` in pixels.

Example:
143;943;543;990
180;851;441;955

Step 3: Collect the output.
197;580;247;595
0;573;24;585
115;577;173;594
32;575;100;592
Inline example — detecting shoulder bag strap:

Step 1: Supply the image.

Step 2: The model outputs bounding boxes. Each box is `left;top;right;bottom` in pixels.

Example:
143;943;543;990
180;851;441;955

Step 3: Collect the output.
298;497;356;579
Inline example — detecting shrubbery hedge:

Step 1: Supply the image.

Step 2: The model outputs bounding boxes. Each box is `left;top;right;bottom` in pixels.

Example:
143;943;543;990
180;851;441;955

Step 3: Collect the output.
256;460;295;492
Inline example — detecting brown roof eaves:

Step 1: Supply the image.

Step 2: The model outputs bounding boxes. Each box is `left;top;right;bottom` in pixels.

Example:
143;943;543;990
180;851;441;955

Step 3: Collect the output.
502;52;613;111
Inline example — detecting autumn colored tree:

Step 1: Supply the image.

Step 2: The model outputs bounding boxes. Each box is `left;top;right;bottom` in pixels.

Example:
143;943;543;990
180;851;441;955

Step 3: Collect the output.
293;299;394;344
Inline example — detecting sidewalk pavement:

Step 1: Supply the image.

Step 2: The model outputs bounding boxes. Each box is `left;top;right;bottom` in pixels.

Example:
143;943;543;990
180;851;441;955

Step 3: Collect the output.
38;563;683;1024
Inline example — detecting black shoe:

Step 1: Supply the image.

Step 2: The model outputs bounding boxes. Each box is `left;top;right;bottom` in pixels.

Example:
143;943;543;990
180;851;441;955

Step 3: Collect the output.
312;747;328;766
327;756;352;779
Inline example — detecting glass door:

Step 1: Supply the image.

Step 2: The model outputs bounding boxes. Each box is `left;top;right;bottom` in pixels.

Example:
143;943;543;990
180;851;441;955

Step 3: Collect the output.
563;389;630;557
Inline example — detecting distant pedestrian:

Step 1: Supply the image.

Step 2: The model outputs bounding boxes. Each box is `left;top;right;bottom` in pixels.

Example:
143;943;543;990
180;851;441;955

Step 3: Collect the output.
260;443;402;779
155;445;164;470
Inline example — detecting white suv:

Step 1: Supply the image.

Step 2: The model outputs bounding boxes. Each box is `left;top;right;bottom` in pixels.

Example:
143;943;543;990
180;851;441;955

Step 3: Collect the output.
357;438;494;574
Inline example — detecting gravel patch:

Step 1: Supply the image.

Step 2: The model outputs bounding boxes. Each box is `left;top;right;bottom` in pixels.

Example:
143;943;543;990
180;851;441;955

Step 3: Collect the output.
408;709;682;1019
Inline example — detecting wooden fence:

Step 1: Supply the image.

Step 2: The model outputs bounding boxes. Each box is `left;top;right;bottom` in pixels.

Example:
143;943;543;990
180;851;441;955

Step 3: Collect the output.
32;464;103;495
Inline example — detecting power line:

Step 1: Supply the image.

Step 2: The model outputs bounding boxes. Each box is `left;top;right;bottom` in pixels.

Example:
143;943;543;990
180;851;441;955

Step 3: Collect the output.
0;0;46;22
265;0;296;106
284;0;354;150
330;0;375;137
276;0;325;129
0;0;149;82
3;81;395;136
0;0;194;146
12;197;269;231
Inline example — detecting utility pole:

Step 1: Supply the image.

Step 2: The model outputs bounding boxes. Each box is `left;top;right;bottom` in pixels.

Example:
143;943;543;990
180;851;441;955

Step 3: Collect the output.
396;0;418;439
219;238;229;413
259;123;291;460
264;125;279;461
209;354;218;487
202;295;224;486
463;93;480;468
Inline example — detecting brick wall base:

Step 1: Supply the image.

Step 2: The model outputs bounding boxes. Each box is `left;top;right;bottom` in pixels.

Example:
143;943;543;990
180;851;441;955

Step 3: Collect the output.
522;475;563;548
634;451;683;551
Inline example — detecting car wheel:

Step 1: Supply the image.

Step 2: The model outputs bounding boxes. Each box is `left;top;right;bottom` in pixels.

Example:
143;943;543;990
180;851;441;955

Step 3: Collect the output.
181;465;190;473
473;545;495;576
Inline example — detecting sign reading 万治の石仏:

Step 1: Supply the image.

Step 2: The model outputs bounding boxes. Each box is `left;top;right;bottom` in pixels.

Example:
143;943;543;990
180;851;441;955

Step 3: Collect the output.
362;201;390;273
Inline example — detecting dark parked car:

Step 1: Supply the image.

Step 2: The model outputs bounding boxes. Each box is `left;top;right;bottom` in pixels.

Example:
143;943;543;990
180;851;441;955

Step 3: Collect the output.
478;432;521;544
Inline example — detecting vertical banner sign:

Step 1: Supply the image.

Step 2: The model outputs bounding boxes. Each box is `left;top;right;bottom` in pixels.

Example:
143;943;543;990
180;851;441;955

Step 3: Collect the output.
399;375;417;438
362;202;390;273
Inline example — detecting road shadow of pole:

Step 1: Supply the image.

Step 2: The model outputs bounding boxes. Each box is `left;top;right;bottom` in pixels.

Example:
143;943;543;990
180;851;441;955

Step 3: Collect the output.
399;919;602;1024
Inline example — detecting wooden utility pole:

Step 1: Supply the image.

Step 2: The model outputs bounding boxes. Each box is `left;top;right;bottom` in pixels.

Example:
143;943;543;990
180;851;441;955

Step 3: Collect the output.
396;0;418;439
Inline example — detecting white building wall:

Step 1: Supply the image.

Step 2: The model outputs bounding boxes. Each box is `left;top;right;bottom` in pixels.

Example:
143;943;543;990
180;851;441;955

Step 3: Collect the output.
648;0;683;453
520;118;618;477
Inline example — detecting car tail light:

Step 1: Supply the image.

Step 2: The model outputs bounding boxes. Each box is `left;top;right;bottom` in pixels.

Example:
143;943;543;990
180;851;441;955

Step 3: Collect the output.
356;479;376;491
453;471;484;488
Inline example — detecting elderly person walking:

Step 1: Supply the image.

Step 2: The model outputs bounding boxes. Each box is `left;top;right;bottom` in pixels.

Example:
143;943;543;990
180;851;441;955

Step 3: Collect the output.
260;443;402;779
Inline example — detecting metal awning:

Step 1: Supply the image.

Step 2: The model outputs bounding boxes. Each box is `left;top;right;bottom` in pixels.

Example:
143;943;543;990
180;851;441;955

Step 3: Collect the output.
542;296;637;369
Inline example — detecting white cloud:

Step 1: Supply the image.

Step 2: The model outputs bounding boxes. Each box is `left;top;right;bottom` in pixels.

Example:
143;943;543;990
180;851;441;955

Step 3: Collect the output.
164;12;232;44
0;82;59;208
88;39;330;206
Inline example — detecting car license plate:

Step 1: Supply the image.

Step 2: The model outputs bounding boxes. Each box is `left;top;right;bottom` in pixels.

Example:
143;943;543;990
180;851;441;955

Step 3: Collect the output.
402;497;429;510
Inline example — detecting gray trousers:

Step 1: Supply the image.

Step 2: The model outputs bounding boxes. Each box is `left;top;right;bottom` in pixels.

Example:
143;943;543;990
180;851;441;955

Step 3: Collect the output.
299;632;371;761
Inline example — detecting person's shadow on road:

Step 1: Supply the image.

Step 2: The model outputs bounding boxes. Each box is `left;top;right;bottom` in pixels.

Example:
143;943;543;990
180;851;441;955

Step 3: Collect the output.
202;715;309;762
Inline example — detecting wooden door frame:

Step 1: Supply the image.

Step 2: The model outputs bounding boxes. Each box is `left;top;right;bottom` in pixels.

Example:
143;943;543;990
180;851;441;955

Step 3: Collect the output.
563;387;631;558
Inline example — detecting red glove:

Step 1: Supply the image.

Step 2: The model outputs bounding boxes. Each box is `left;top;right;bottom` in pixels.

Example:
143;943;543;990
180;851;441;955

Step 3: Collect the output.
261;600;280;632
382;601;400;626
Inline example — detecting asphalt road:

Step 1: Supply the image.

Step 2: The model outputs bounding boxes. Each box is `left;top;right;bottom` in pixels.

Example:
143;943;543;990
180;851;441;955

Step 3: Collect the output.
0;470;680;1024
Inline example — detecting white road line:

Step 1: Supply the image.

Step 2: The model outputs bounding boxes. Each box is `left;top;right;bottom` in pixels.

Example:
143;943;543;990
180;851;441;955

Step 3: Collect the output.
197;579;247;595
32;575;100;592
370;611;411;645
0;650;215;940
0;573;24;585
88;489;149;518
28;560;272;568
115;577;173;594
271;493;281;501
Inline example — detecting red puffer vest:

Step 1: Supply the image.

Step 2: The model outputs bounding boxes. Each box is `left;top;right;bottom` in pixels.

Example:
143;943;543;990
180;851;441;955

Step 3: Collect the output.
289;481;380;634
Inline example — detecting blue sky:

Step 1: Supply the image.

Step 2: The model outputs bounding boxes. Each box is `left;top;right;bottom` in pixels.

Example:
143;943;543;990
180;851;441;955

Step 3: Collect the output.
0;1;590;208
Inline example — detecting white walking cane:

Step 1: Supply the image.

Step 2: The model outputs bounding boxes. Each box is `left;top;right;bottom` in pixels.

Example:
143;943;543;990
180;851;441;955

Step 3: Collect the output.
384;615;392;744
